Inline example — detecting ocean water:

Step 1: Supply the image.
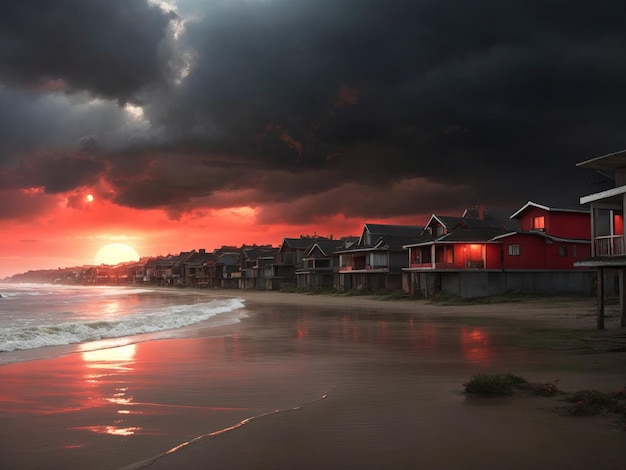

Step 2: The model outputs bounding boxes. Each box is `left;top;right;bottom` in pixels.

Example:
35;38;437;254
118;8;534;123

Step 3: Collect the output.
0;283;246;361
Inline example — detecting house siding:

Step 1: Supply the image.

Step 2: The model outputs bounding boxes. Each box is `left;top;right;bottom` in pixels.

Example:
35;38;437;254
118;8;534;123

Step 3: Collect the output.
517;207;590;240
501;233;590;270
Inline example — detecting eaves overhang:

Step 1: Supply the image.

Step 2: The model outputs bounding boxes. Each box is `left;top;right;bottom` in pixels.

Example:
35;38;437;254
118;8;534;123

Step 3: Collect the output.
403;240;500;248
574;256;626;267
491;231;590;244
577;149;626;171
580;185;626;205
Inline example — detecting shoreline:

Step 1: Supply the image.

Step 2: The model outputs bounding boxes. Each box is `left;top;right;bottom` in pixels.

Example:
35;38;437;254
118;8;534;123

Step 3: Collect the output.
1;289;625;470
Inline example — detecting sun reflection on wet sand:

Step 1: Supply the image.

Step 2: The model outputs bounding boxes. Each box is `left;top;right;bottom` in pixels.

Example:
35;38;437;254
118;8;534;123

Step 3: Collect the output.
78;344;142;436
72;425;141;436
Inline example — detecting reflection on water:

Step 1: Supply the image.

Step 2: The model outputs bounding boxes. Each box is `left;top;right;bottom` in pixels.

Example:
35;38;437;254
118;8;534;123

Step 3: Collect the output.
73;424;141;436
460;327;492;364
78;344;141;436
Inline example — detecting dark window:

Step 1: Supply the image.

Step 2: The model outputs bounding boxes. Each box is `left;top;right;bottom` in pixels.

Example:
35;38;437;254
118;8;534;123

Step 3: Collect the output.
508;244;520;256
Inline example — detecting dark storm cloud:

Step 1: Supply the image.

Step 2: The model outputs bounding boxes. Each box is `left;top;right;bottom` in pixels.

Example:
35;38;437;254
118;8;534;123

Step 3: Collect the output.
3;0;626;222
1;155;107;194
0;0;175;102
143;1;626;203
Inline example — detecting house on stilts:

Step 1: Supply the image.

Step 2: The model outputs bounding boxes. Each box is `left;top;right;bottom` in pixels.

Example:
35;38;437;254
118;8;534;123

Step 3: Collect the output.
576;150;626;329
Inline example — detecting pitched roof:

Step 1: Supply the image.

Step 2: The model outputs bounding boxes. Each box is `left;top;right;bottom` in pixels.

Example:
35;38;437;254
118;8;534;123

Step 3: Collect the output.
437;227;508;242
304;239;346;257
375;234;424;250
427;215;463;229
282;237;324;250
364;223;423;237
242;246;276;260
510;201;589;219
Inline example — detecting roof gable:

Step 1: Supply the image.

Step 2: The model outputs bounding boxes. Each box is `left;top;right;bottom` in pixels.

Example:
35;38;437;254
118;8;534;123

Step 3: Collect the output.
360;223;423;246
510;201;589;219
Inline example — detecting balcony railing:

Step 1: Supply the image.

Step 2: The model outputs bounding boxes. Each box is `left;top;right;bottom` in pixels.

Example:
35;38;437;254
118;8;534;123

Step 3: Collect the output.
409;262;458;270
595;235;626;257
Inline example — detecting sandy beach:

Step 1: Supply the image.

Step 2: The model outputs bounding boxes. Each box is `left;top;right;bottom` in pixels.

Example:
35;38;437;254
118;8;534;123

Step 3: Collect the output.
1;291;625;470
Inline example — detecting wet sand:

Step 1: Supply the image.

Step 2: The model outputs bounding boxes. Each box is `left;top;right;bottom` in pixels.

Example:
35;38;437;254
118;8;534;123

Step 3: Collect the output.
1;292;625;470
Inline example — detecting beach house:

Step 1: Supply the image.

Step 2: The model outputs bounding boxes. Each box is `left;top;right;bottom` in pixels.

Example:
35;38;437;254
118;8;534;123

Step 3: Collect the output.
295;237;357;291
263;237;326;290
403;203;592;298
337;224;423;292
576;149;626;328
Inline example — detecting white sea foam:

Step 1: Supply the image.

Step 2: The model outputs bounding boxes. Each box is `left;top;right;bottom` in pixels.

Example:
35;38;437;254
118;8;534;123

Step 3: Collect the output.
0;297;245;352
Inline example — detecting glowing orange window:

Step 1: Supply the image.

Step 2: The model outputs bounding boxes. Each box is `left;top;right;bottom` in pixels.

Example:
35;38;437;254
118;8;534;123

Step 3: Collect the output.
532;216;545;230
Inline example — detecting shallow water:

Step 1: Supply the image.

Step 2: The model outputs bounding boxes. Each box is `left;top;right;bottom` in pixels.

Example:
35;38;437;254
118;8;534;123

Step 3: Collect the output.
0;283;245;359
0;302;623;470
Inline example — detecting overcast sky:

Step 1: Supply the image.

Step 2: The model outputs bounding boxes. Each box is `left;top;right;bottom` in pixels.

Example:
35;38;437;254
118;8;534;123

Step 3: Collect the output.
0;0;624;275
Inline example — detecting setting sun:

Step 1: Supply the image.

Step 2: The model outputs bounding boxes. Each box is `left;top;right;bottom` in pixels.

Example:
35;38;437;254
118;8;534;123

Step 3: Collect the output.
85;194;94;203
94;243;140;266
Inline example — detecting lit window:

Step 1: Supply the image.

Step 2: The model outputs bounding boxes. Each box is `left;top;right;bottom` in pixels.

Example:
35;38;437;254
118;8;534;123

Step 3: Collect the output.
559;245;568;257
508;244;520;256
532;216;545;230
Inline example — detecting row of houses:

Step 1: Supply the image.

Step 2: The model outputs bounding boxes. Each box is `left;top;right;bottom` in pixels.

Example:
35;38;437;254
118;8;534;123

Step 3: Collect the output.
11;150;624;328
92;198;596;299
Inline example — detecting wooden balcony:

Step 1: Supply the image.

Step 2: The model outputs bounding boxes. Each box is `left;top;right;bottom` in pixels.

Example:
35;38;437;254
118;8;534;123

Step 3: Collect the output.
595;235;626;257
409;262;455;269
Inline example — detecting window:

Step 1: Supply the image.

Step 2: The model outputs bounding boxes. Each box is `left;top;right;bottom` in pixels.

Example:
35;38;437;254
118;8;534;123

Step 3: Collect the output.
573;245;577;258
508;244;520;256
532;216;545;230
559;245;568;257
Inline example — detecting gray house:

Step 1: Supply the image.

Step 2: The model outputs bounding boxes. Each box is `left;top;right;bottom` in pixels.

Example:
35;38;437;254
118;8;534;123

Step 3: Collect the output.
295;238;356;291
336;224;423;292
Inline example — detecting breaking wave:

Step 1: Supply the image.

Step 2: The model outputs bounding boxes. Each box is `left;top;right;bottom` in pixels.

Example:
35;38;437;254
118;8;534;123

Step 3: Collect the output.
0;298;245;352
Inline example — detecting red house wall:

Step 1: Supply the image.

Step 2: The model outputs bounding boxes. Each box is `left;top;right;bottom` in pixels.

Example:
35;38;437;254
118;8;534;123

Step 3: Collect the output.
502;233;590;269
485;244;504;269
546;212;590;239
516;207;590;239
503;233;546;269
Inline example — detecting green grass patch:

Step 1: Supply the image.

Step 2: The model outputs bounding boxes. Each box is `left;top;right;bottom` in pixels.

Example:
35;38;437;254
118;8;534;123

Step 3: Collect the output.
513;328;593;350
464;373;562;397
463;373;528;396
279;285;300;293
464;374;626;427
428;293;592;306
564;389;624;416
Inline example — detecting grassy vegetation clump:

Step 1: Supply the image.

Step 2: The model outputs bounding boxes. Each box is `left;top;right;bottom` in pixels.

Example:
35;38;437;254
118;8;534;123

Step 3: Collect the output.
464;374;626;427
279;285;300;293
565;389;626;417
428;293;530;305
464;373;563;397
515;380;562;397
463;373;528;396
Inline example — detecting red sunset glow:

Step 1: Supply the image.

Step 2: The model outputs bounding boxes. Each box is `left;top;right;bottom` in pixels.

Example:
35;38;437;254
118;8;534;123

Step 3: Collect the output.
0;186;424;278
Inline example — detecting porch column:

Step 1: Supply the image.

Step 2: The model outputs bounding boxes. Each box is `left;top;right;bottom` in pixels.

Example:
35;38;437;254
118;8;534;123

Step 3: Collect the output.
590;203;596;257
431;245;436;269
597;267;605;330
621;268;626;327
623;194;626;239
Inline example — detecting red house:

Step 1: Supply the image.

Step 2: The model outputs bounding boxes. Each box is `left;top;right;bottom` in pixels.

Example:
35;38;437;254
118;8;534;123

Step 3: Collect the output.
497;201;591;270
403;202;592;297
